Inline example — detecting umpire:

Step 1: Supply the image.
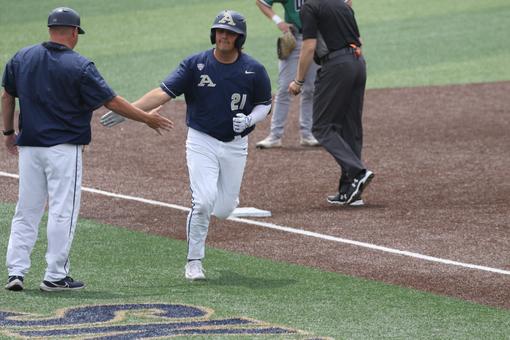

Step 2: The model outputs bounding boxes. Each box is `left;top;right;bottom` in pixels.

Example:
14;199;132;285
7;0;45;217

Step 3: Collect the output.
289;0;374;205
2;7;172;292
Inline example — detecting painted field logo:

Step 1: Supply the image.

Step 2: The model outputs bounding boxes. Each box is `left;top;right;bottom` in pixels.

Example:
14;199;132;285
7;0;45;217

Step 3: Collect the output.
0;303;320;339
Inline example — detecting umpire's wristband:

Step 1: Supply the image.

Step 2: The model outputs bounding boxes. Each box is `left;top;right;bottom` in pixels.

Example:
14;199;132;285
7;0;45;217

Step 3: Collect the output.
2;129;15;136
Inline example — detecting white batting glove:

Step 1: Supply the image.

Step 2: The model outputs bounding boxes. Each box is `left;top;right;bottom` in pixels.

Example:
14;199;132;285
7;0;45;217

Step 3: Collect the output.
232;113;253;133
100;111;126;128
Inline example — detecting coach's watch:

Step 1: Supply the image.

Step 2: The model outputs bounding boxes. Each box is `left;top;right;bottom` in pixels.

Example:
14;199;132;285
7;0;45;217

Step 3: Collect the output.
2;129;15;136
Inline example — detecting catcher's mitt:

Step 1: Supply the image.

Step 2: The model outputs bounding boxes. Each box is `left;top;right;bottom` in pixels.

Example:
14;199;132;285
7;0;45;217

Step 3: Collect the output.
277;29;297;60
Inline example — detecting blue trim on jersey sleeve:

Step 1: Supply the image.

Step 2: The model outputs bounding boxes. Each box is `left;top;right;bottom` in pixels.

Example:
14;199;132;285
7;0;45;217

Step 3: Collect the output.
161;55;197;99
160;82;177;98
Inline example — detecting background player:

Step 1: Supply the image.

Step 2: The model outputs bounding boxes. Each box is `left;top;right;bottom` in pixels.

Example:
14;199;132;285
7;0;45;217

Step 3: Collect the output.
2;7;172;292
254;0;319;149
100;10;272;280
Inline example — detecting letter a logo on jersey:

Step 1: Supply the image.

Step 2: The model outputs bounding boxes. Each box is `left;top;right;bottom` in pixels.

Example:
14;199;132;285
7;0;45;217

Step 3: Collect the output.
218;12;235;26
198;74;216;87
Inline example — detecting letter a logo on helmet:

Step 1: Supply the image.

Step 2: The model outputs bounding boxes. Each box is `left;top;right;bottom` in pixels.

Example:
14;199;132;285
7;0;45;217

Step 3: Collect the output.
218;12;235;26
210;10;247;49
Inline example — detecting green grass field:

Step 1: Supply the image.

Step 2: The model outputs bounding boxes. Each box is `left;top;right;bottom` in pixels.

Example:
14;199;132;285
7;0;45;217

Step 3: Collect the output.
0;204;509;339
1;0;509;98
1;0;510;338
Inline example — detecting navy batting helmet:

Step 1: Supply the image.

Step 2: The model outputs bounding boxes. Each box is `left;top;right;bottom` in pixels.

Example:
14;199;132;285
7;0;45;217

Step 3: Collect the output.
48;7;85;34
210;10;247;49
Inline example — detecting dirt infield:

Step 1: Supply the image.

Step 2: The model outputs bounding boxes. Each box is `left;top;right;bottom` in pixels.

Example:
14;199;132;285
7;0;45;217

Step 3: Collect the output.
1;81;509;309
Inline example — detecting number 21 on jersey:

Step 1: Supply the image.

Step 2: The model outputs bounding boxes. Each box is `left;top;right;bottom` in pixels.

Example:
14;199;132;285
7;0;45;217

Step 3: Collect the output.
231;93;247;111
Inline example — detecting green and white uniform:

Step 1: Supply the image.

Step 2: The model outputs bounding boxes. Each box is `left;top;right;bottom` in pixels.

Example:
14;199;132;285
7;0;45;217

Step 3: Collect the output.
259;0;318;140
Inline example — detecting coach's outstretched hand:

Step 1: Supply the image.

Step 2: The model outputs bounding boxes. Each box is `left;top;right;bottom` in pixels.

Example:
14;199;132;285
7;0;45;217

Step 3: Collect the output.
145;106;173;135
102;95;173;134
101;108;173;135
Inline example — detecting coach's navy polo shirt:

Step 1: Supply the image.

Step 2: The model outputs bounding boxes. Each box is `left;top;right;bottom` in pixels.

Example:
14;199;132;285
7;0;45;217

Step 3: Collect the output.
2;42;116;147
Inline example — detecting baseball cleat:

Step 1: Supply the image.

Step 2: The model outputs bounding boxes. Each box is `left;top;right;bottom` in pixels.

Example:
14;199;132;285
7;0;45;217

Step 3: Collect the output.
346;170;374;204
327;194;364;206
327;192;348;205
5;276;24;291
300;135;320;147
256;135;282;149
39;276;85;292
185;260;206;280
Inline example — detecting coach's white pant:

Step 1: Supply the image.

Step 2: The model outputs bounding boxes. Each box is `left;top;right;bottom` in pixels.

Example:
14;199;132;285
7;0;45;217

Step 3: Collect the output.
185;128;247;260
6;144;83;282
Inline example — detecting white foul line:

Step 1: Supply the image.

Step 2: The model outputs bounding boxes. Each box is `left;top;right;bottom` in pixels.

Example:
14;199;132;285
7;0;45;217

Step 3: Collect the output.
1;171;509;276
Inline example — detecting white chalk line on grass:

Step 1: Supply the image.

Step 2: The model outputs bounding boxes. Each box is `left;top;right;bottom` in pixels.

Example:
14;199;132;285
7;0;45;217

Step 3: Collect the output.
1;170;509;276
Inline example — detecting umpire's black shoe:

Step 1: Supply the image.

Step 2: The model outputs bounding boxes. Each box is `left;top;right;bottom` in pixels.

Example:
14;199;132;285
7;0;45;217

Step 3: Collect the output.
345;170;374;204
327;192;348;205
40;276;85;292
5;276;24;291
327;193;365;206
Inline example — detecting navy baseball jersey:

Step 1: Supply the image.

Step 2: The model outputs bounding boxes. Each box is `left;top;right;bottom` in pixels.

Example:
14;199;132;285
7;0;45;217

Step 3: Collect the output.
160;49;272;142
2;42;116;147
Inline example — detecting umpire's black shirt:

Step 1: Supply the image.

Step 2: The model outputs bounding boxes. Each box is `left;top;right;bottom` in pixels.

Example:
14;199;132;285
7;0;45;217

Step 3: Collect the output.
301;0;361;50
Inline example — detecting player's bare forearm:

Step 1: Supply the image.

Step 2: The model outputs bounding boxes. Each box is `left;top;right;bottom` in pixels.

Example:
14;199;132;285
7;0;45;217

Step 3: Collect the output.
256;0;290;32
256;0;274;20
100;88;173;131
104;95;173;133
104;96;151;123
133;87;171;111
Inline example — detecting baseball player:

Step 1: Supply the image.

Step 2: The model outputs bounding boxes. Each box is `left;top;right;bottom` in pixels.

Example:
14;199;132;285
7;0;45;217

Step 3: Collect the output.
2;7;172;292
255;0;320;149
100;10;272;280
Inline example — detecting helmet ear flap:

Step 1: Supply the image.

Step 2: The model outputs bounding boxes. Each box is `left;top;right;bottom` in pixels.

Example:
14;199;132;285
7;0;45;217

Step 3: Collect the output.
210;29;216;45
210;28;245;50
235;35;246;49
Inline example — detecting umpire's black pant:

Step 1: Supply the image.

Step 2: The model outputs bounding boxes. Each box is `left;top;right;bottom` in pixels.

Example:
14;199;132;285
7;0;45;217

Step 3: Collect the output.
312;52;367;185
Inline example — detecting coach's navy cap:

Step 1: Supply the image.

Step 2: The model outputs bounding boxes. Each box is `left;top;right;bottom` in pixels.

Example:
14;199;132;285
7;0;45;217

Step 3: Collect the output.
47;7;85;34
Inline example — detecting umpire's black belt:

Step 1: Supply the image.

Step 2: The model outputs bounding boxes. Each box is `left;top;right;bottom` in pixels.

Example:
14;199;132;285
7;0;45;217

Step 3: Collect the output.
320;46;356;64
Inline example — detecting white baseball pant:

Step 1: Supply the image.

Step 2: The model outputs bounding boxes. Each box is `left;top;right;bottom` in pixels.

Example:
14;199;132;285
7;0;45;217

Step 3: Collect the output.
185;128;248;260
6;144;82;281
